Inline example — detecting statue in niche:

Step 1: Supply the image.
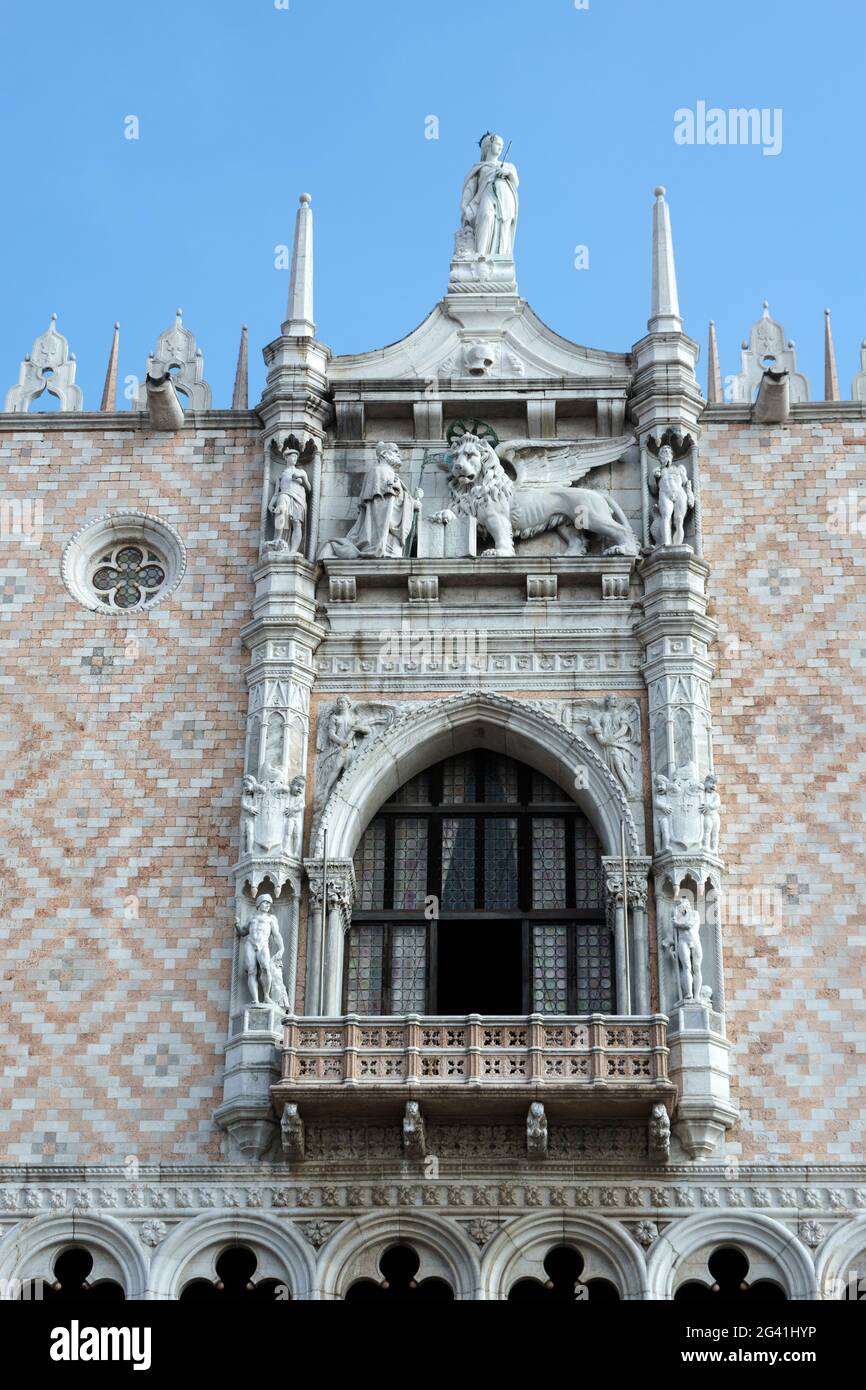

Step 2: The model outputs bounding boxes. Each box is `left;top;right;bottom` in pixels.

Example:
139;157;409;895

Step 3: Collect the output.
318;442;422;561
700;774;721;853
649;443;695;548
236;894;288;1009
458;132;519;260
669;895;703;1002
583;695;639;796
266;437;314;555
315;697;396;809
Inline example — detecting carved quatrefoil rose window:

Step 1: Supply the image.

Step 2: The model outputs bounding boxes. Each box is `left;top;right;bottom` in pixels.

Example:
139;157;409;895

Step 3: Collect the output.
91;543;167;609
61;512;186;614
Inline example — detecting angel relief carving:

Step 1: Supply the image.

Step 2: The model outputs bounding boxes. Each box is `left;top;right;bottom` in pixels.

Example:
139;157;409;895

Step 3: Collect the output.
314;697;397;810
562;695;641;797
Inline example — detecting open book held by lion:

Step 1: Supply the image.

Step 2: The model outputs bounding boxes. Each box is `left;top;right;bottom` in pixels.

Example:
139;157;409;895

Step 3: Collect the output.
431;431;640;558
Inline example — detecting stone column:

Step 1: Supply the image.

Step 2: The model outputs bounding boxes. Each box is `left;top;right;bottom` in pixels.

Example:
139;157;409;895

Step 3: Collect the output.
636;546;738;1159
602;856;652;1014
215;505;325;1161
304;861;355;1016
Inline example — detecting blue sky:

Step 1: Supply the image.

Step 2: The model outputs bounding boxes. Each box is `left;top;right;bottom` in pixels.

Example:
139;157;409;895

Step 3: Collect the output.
1;0;862;408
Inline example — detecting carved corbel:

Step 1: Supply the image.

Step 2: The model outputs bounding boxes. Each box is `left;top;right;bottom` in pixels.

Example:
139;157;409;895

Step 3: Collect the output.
402;1101;426;1160
526;1102;548;1158
280;1103;305;1161
648;1102;671;1162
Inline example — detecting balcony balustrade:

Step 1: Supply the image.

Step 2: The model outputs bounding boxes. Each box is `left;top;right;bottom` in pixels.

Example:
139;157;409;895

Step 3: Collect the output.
271;1013;673;1122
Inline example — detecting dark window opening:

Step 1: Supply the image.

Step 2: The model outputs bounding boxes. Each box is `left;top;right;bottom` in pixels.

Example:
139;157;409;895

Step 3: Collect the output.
19;1246;125;1301
674;1246;787;1302
436;920;524;1014
348;751;610;1015
345;1244;454;1302
179;1245;289;1301
508;1245;621;1302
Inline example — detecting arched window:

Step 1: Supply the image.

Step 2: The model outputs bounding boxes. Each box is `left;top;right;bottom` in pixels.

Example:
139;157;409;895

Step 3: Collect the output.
345;1245;454;1302
179;1246;289;1301
18;1247;125;1300
508;1245;620;1301
674;1246;787;1301
349;752;609;1015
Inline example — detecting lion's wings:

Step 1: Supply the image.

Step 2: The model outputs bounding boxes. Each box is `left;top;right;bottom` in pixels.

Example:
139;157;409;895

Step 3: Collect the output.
497;436;636;487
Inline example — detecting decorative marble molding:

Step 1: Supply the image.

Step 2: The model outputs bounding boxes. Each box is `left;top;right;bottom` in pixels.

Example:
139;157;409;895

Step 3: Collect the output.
4;314;84;412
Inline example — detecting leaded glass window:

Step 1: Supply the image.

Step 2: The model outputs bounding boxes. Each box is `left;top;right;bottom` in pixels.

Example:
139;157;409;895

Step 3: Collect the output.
355;819;386;911
441;755;476;804
393;817;428;910
345;751;611;1015
574;920;613;1012
345;925;384;1013
390;925;427;1013
483;817;518;908
574;819;603;910
531;818;567;909
441;817;476;910
90;543;167;609
532;924;569;1013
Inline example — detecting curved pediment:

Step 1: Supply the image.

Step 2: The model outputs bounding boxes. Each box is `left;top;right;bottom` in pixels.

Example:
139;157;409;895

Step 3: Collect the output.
326;296;632;386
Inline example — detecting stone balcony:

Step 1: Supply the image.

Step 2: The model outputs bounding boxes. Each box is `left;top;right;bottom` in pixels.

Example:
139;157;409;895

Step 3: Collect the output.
271;1013;673;1123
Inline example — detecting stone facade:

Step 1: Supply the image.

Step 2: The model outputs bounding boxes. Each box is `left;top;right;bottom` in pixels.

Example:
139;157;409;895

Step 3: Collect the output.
0;142;864;1301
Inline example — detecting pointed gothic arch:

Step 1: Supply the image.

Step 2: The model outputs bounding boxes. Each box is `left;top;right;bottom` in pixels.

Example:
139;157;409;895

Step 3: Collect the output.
147;1212;317;1301
316;1211;481;1301
646;1211;817;1301
480;1212;648;1301
0;1214;148;1300
314;689;640;864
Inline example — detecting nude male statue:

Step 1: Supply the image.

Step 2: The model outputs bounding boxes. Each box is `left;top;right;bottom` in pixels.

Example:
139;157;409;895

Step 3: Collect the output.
235;894;287;1008
670;894;703;1001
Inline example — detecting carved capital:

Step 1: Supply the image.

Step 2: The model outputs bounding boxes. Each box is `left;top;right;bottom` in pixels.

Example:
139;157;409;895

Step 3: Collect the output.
304;859;356;930
602;856;653;910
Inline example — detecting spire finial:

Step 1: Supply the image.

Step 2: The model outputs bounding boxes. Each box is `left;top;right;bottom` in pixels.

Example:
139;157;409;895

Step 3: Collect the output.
282;192;315;337
648;184;681;334
823;306;840;401
100;320;120;412
707;319;723;403
231;323;249;410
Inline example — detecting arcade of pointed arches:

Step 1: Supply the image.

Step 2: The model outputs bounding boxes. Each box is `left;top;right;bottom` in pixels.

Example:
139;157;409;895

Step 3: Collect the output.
0;1210;835;1300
